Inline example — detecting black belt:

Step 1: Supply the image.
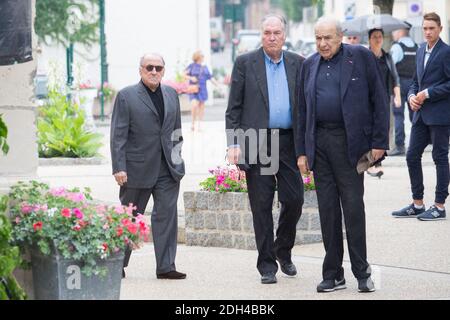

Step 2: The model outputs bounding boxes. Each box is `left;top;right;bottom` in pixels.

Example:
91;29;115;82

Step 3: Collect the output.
267;128;293;135
316;122;345;129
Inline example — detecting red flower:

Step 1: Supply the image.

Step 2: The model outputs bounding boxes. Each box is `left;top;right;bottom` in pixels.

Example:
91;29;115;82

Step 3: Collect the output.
102;243;108;252
126;223;138;235
33;221;43;231
116;227;123;237
73;225;81;231
61;208;71;218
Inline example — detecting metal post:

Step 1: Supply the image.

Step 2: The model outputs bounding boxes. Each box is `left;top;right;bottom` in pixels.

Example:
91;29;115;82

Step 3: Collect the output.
66;42;74;99
99;0;108;121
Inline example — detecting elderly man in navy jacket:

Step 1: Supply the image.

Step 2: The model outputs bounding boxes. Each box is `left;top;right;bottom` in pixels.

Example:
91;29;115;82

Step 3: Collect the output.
295;17;389;293
392;13;450;221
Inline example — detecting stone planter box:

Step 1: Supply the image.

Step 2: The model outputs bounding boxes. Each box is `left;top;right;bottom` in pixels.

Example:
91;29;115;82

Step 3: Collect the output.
29;247;124;300
183;190;325;250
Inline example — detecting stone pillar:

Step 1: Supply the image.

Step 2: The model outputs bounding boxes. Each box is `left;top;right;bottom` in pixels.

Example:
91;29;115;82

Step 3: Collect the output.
0;0;38;194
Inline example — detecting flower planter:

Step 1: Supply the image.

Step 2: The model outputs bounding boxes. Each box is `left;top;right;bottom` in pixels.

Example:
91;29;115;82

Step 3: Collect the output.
30;246;124;300
92;94;116;118
183;190;338;250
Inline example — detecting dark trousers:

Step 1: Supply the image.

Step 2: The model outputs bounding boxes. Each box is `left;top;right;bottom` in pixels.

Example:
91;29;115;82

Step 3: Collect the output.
393;77;414;147
406;115;450;204
120;160;180;274
245;131;303;276
314;125;371;281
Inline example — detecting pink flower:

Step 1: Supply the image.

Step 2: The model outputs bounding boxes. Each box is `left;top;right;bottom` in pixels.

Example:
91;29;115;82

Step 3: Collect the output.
216;175;225;185
20;203;33;214
61;208;71;218
73;208;84;219
103;223;109;230
114;205;125;214
121;218;131;226
15;217;21;224
125;203;137;216
66;192;85;203
49;187;66;197
223;183;230;189
73;225;81;231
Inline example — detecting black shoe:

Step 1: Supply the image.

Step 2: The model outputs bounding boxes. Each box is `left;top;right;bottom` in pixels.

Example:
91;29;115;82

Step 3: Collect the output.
122;269;125;278
276;258;297;276
358;277;376;292
316;278;346;293
156;270;187;280
387;146;405;156
261;272;277;284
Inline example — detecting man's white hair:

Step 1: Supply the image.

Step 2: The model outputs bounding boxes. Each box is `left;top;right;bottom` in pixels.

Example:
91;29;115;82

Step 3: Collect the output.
315;16;343;35
139;52;165;67
261;13;287;32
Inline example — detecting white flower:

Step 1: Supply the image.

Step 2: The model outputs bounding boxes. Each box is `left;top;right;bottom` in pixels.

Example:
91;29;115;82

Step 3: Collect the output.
47;207;58;217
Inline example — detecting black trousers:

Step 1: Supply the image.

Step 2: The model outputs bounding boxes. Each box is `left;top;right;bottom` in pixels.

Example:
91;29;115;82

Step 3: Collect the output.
120;160;180;274
314;124;371;281
407;115;450;204
245;131;303;275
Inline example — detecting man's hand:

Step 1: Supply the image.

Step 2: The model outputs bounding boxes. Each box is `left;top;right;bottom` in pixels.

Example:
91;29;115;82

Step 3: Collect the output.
114;171;127;186
416;90;427;104
394;95;402;108
371;149;385;162
227;147;241;165
409;95;422;112
297;156;309;175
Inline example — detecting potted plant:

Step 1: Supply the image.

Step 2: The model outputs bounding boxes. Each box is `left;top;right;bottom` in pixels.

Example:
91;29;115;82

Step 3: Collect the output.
183;166;323;249
93;82;117;118
8;181;149;300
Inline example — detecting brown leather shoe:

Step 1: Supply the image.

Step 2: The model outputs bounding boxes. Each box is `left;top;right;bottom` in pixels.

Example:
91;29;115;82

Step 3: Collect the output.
156;270;187;280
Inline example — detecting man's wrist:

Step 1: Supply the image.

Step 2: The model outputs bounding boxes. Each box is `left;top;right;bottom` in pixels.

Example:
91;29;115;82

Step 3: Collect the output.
424;89;430;99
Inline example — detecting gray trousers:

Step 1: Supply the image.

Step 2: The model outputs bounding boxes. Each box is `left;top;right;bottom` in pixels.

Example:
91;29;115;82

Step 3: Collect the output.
119;160;180;274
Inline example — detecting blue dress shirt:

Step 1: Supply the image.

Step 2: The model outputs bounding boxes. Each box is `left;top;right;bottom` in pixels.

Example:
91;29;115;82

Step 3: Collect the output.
264;51;292;129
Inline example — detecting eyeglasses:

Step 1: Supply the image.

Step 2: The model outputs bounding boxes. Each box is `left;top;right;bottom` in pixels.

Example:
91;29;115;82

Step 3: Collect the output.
143;65;164;72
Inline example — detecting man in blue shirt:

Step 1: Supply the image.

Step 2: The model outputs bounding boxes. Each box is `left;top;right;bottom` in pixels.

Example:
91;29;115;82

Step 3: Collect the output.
389;25;418;156
226;14;305;284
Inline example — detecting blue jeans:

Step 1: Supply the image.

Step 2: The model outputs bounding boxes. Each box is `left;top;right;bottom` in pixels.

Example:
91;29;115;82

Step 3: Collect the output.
406;115;450;204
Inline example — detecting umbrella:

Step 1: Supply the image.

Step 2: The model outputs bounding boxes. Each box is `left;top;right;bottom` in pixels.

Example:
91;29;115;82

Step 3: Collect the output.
342;14;410;36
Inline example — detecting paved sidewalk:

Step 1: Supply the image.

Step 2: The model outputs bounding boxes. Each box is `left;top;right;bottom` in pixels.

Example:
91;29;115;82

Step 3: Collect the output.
37;103;450;300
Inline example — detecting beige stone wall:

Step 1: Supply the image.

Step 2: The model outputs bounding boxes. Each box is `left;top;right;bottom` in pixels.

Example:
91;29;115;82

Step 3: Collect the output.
0;0;38;193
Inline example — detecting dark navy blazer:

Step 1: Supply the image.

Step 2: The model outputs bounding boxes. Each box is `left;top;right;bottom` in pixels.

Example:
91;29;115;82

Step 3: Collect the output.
408;38;450;126
295;44;390;169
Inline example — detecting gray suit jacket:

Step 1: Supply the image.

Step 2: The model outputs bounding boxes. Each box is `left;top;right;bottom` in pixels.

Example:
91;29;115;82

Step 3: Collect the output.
110;81;185;188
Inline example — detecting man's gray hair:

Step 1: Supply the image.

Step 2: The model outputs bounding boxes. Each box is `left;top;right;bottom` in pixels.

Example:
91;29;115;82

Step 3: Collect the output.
139;53;165;67
315;16;343;35
261;13;287;31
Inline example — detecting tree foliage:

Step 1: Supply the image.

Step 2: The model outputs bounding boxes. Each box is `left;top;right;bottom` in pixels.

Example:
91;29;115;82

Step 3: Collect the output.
271;0;323;23
35;0;99;47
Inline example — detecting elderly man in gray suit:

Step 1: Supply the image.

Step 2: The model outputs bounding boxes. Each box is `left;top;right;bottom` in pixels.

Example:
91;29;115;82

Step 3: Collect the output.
110;53;186;280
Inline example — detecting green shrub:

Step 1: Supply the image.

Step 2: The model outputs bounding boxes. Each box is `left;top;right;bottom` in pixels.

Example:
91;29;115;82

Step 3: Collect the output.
0;114;9;155
37;89;103;158
0;195;27;300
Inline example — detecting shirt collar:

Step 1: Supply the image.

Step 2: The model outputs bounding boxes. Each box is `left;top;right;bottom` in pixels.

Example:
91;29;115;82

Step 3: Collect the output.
263;50;284;65
426;39;439;53
321;44;344;63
